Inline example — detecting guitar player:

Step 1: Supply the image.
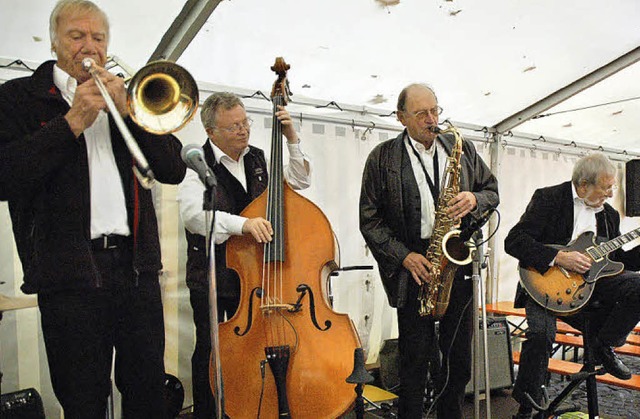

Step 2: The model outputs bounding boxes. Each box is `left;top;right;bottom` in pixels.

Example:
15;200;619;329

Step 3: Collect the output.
505;153;640;419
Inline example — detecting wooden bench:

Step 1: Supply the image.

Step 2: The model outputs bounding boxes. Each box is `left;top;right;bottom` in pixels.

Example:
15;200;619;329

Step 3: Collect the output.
512;351;640;391
486;301;640;342
553;333;640;357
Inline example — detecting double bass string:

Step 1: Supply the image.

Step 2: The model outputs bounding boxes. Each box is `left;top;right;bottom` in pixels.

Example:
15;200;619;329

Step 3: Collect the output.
263;94;287;348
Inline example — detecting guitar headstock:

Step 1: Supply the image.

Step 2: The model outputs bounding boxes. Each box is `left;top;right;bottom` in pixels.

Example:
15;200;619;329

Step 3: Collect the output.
270;57;292;105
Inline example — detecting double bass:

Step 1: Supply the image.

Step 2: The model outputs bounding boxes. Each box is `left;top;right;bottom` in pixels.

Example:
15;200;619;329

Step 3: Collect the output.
216;58;361;418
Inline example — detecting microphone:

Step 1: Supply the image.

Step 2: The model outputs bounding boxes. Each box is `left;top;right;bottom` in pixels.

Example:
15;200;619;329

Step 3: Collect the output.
459;207;496;242
180;144;217;188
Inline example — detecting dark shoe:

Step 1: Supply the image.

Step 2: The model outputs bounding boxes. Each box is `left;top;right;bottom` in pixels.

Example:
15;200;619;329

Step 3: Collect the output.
598;345;632;380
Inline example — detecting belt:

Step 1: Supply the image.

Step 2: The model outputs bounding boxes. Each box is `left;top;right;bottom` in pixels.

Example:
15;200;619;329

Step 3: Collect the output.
91;234;131;251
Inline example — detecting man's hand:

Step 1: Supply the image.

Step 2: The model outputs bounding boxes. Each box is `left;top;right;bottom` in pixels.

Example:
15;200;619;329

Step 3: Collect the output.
402;252;434;285
555;251;592;274
275;105;299;144
95;65;128;118
64;78;106;137
64;65;128;138
242;217;274;243
446;191;477;222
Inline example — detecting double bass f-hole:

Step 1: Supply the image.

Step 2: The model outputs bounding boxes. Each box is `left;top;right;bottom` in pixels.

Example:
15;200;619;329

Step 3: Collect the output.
289;284;332;331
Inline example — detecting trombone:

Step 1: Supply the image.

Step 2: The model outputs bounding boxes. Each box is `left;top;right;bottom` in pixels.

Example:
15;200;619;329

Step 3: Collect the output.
82;58;198;189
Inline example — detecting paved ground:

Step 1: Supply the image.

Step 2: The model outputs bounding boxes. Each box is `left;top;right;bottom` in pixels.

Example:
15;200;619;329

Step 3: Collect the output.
177;354;640;418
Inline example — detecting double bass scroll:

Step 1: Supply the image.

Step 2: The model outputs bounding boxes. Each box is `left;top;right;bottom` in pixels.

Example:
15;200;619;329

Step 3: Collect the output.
216;57;361;418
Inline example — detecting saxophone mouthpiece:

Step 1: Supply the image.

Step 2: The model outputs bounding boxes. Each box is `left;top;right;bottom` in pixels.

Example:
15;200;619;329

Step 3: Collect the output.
429;126;441;134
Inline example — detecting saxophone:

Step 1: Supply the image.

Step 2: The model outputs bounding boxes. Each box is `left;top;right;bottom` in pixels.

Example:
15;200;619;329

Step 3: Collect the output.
417;122;473;319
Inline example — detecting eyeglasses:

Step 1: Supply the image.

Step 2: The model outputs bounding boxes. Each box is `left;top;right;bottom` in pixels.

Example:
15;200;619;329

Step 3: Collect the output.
405;106;443;122
215;117;253;134
586;181;618;193
599;184;618;193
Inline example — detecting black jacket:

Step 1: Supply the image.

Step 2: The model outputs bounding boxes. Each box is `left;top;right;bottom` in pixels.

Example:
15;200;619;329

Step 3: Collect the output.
359;130;499;307
0;60;186;293
505;181;640;307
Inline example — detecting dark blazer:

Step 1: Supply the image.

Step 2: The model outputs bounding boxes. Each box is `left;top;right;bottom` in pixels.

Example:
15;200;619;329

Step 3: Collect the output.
0;60;186;293
359;130;499;307
505;181;640;307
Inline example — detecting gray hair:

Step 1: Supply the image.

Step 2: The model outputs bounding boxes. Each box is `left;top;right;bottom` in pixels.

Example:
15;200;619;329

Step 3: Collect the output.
200;92;245;130
397;83;438;112
50;0;109;51
571;152;617;187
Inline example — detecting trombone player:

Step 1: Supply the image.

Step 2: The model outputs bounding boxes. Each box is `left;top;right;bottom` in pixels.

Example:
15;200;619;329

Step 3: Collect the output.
0;0;186;416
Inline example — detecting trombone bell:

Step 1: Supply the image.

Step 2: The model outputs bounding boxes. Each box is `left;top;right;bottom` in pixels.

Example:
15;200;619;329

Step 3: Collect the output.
127;61;199;135
136;73;181;115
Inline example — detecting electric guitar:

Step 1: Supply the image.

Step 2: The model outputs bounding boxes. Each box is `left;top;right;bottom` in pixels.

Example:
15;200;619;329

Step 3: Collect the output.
519;227;640;315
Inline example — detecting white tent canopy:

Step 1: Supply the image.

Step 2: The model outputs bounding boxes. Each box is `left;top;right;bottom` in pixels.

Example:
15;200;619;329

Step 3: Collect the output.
1;0;639;153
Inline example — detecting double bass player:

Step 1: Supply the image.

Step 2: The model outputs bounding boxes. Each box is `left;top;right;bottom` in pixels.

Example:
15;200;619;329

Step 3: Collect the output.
177;91;310;418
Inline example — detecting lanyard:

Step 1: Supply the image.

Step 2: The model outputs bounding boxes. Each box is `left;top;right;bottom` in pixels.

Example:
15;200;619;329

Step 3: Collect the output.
407;135;440;202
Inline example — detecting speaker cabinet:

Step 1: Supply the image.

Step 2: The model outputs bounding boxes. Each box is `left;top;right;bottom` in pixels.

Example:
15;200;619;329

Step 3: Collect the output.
626;159;640;217
465;316;514;394
1;388;45;418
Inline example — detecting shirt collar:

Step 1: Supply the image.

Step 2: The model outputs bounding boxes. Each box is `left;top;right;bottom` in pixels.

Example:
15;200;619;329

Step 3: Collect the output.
53;64;77;105
208;139;250;164
406;133;437;156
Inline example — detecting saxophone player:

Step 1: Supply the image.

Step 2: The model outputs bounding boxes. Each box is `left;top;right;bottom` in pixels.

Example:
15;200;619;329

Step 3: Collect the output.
359;83;499;418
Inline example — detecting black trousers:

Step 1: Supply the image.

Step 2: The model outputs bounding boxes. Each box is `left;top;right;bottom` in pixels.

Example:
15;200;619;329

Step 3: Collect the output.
189;287;239;419
513;270;640;408
397;272;474;419
38;246;166;419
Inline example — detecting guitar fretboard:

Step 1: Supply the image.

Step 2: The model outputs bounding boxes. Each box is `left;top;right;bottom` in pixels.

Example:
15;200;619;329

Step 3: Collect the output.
587;227;640;259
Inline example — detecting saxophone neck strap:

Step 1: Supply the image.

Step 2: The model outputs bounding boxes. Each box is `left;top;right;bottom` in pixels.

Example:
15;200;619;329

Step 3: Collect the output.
406;133;440;201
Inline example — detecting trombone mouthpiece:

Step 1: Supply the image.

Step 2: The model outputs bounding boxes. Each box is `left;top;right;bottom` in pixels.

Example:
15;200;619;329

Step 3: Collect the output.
82;58;95;71
429;126;442;134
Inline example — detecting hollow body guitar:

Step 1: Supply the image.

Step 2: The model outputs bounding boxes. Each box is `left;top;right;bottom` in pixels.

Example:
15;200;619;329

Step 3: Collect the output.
519;227;640;315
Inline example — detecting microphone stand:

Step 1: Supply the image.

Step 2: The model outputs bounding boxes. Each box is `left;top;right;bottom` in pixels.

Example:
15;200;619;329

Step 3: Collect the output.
468;228;492;419
203;179;226;419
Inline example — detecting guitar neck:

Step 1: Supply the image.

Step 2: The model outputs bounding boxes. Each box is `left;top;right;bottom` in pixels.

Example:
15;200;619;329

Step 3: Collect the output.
589;226;640;259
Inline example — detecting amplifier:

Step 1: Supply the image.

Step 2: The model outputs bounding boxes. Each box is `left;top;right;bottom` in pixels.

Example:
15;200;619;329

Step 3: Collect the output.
1;388;45;418
465;316;514;394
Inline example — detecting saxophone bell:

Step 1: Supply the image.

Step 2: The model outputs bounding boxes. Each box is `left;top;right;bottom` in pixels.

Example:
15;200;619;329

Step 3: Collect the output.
441;230;473;265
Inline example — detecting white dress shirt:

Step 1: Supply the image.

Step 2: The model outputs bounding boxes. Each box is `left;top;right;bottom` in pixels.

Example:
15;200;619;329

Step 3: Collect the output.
177;139;311;244
405;135;446;239
54;65;130;239
570;182;602;241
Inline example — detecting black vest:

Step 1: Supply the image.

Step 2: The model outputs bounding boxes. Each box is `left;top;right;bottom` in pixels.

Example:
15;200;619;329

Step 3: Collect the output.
185;141;269;295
